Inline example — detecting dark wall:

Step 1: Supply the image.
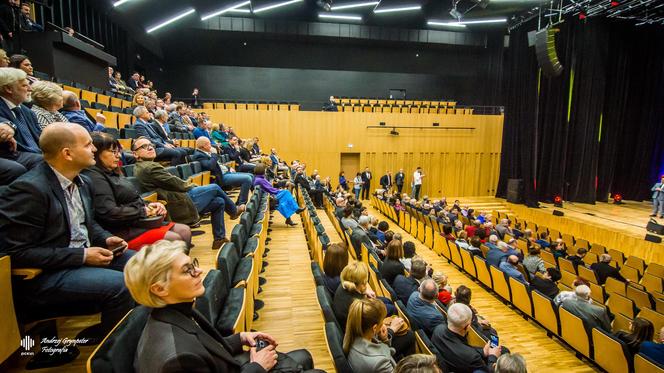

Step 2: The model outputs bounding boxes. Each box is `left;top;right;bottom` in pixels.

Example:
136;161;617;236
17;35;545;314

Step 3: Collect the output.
149;31;505;106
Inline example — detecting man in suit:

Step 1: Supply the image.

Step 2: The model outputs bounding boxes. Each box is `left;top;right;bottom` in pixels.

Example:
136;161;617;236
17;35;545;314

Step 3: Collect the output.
380;171;392;191
590;254;629;284
322;95;338;112
395;168;405;195
0;67;43;185
431;303;502;373
132;137;244;249
60;91;106;132
0;123;134;350
406;279;446;336
222;136;255;173
530;267;561;299
127;72;141;91
651;175;664;218
393;259;428;305
270;148;288;172
192;137;253;205
133;106;187;166
499;255;528;284
361;166;372;200
350;215;376;260
561;285;611;332
486;241;511;268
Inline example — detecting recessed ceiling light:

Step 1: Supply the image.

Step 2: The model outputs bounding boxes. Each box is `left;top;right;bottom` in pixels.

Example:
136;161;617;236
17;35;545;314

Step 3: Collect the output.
113;0;136;7
331;1;379;11
427;20;467;28
147;8;195;33
201;1;251;21
374;5;422;14
319;13;363;21
253;0;304;14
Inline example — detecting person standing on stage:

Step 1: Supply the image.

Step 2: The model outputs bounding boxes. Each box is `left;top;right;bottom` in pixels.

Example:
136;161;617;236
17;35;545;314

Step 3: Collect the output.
395;169;405;195
411;167;425;200
361;166;372;200
651;175;664;218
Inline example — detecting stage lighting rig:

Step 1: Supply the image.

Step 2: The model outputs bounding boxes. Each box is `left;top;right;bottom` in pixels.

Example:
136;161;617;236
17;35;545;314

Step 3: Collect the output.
317;0;333;11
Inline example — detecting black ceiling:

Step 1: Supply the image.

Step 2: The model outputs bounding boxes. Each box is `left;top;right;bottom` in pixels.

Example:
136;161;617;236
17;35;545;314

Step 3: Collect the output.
98;0;545;34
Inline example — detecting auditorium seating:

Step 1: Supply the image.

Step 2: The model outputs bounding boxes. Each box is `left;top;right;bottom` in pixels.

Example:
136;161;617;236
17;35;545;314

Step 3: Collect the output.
370;195;664;371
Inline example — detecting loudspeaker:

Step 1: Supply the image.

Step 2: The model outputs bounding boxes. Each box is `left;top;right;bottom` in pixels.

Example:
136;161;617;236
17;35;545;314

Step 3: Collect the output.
645;233;662;243
506;179;524;203
646;219;664;235
553;210;564;216
535;27;563;77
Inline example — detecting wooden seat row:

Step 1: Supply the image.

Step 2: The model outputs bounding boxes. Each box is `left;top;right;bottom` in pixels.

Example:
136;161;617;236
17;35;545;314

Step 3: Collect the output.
203;102;300;111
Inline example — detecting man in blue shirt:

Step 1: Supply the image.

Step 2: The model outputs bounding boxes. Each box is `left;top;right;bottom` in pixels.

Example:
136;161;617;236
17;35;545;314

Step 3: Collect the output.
535;232;551;248
61;91;106;132
486;242;510;268
406;278;446;336
499;255;528;284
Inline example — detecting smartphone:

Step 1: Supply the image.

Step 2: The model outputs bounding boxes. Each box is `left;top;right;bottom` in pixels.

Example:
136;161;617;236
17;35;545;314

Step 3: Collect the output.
490;334;499;348
112;243;128;254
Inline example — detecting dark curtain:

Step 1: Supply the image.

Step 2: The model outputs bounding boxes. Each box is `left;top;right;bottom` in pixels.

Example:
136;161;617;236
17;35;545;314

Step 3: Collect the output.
498;17;664;204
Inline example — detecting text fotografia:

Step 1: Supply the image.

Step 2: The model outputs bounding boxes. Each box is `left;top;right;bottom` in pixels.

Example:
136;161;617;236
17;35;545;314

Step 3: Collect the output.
20;336;90;356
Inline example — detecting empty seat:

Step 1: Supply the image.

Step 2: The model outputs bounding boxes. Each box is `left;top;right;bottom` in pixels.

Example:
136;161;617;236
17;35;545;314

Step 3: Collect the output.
194;269;246;336
635;353;664;373
509;276;533;317
490;265;511;302
606;276;627;297
474;256;492;289
591;327;631;373
607;293;637;319
532;290;560;335
559;307;593;359
626;285;654;310
578;265;599;284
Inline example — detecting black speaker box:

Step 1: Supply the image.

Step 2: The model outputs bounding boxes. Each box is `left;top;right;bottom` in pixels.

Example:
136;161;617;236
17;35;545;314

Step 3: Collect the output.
645;233;662;243
646;219;664;235
535;28;563;77
553;210;564;216
506;179;524;204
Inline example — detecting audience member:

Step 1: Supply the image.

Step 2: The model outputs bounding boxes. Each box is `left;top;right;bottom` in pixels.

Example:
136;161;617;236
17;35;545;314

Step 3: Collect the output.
127;72;140;91
395;168;405;194
253;163;303;226
590;254;629;284
639;326;664;365
453;285;494;338
0;48;9;67
133;106;187;166
500;256;527;283
361;166;372;200
535;232;550;248
0;67;43;185
485;234;499;250
566;248;587;271
466;236;484;257
19;3;43;32
495;219;513;240
83;132;192;250
486;241;511;268
321;242;348;295
0;0;19;54
530;267;561;299
407;278;446;336
132;136;243;249
341;205;358;230
380;239;406;285
343;298;399;372
350;215;378;260
522;247;546;276
455;230;470;250
615;317;654;358
30;81;67;129
125;241;317;373
9;54;37;84
431;303;502;373
554;277;590;306
495;353;527;373
223;136;256;173
0;122;134;348
432;271;453;305
395;354;440;373
561;285;611;332
61;90;106;132
393;258;428;305
401;241;416;271
380;170;392;191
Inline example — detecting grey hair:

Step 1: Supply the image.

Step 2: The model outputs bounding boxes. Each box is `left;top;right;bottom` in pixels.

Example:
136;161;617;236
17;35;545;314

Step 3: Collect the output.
489;234;498;243
358;215;371;227
498;241;509;251
30;81;63;108
419;278;439;302
495;353;527;373
0;67;27;89
154;109;168;121
599;254;611;263
447;303;472;329
133;105;149;117
575;284;591;300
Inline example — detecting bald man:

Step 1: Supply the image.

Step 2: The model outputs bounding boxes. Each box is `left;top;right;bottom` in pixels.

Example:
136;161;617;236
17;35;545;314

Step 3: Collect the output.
191;136;253;205
0;123;135;353
61;90;106;132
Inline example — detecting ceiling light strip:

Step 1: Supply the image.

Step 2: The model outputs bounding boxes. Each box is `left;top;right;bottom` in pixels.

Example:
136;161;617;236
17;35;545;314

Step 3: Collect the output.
147;8;196;33
201;0;251;20
374;5;422;13
113;0;135;7
427;21;467;27
253;0;304;13
319;13;363;20
458;18;507;24
331;1;379;10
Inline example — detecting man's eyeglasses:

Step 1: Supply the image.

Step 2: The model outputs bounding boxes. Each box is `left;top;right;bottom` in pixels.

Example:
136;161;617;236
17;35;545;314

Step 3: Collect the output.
182;258;200;277
134;143;154;151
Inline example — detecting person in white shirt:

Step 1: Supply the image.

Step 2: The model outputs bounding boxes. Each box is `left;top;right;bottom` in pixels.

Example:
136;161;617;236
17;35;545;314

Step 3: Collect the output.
411;167;425;200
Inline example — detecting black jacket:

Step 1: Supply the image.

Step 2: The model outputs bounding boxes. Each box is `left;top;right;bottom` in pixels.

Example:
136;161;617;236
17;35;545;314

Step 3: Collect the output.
379;174;392;188
294;173;311;193
0;162;111;268
394;172;405;186
222;145;244;165
135;302;264;373
431;324;497;373
530;277;560;299
393;274;419;305
590;262;627;284
82;166;149;241
350;226;373;260
0;3;18;38
191;150;224;179
332;286;364;329
380;259;405;286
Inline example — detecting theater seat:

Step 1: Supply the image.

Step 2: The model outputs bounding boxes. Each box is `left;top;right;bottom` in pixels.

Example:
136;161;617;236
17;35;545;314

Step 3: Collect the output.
559;307;593;359
194;269;246;337
86;306;151;373
216;242;254;290
474;255;493;289
591;328;631;373
635;353;664;373
606;293;637;319
0;256;20;364
316;285;340;330
490;265;511;302
324;322;354;373
532;290;560;335
509;277;533;317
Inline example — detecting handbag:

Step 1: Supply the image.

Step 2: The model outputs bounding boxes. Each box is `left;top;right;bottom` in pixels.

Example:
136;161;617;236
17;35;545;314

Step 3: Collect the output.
133;215;165;229
382;315;409;336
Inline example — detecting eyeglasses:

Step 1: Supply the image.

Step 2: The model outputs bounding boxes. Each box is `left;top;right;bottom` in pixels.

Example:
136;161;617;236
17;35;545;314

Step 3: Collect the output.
182;258;200;277
134;143;154;151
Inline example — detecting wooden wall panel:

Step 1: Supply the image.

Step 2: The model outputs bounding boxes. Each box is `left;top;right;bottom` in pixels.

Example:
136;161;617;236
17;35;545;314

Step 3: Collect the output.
203;110;503;197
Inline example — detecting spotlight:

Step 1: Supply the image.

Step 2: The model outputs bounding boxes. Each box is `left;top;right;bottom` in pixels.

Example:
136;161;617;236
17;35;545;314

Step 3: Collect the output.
613;193;623;204
554;195;563;207
317;0;333;11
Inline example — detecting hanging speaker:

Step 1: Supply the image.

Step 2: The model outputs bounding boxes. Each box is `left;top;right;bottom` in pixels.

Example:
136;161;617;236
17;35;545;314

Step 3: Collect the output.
535;27;563;77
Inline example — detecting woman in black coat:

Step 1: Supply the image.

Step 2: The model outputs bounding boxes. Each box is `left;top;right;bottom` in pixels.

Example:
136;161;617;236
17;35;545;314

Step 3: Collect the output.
379;240;406;285
83;132;191;250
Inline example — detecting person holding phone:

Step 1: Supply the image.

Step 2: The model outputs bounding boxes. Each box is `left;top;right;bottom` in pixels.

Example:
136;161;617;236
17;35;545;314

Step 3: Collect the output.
431;303;504;373
0;123;135;365
125;240;320;373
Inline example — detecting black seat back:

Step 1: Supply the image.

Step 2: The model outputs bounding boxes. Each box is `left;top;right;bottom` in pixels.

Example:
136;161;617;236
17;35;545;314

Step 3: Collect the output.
231;224;247;253
325;322;354;373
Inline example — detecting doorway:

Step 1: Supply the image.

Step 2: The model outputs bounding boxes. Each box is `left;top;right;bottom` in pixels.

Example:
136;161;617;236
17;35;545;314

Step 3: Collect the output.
340;153;360;185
